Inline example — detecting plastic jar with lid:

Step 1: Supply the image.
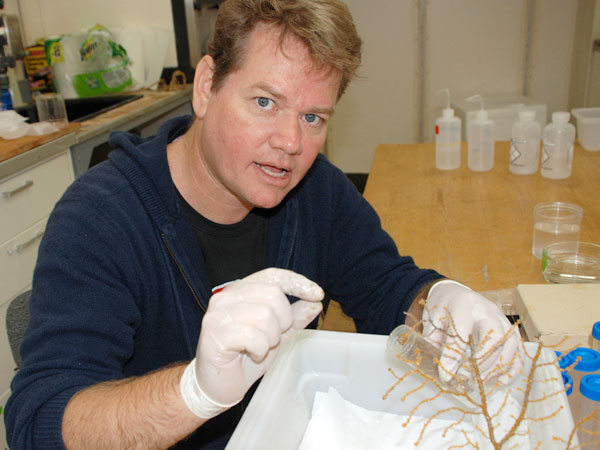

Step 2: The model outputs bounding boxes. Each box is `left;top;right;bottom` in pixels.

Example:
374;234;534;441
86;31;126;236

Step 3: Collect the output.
578;374;600;446
592;322;600;353
563;372;574;397
556;351;576;372
567;348;600;423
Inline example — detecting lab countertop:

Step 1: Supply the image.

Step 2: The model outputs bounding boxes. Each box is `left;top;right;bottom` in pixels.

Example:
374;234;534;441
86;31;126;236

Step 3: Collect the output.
0;87;193;167
0;122;81;163
363;142;600;292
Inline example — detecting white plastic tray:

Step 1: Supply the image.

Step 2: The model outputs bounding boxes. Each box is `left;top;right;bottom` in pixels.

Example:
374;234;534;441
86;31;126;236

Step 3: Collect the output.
572;107;600;151
226;330;575;450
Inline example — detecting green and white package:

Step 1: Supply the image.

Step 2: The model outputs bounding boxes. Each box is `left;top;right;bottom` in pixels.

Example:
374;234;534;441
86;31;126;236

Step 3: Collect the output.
45;24;133;98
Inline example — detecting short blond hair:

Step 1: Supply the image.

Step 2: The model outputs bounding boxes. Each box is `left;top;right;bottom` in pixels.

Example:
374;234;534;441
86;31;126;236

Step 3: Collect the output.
208;0;362;100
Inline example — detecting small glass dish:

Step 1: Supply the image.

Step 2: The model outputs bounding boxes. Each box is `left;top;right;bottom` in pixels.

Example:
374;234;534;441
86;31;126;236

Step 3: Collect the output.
542;241;600;284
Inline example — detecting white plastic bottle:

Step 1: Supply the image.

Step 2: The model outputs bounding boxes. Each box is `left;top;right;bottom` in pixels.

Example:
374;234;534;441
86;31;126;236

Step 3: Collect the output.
509;110;541;175
435;89;462;170
467;95;495;172
541;111;575;179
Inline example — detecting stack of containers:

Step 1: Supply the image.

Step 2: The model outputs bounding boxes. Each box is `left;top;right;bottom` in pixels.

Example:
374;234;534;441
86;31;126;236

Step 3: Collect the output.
579;374;600;446
556;351;575;412
567;347;600;422
563;321;600;445
592;321;600;352
576;321;600;446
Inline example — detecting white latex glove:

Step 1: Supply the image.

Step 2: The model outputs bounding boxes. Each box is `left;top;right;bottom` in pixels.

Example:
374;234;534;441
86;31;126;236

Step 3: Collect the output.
180;268;324;419
422;280;523;386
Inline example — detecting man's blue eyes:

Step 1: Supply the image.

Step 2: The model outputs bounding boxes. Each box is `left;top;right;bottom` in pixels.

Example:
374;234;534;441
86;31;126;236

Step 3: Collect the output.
256;97;321;124
257;97;270;108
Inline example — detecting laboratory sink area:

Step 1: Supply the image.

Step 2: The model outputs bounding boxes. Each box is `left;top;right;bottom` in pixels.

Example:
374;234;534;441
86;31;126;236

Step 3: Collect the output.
15;93;143;123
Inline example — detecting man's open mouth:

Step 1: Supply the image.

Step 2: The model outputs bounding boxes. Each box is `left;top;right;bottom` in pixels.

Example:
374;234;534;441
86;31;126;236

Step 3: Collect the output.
255;162;288;178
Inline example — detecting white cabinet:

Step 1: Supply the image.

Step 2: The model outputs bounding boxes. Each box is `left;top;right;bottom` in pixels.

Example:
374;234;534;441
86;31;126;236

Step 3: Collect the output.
0;151;73;244
0;135;75;449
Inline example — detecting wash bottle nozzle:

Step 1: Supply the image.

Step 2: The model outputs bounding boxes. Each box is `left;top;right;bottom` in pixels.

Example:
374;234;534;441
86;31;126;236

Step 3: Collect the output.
466;94;488;120
437;89;455;120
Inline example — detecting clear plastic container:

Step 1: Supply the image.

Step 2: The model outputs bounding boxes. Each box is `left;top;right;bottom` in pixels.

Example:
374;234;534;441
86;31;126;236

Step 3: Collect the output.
227;330;577;449
541;111;575;179
542;241;600;284
593;322;600;353
531;202;583;259
435;89;462;170
571;107;600;151
387;325;444;385
578;374;600;446
387;324;480;397
510;110;541;174
566;348;600;424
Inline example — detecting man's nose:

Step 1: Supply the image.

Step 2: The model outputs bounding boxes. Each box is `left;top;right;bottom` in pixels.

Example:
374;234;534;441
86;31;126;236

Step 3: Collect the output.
269;113;302;155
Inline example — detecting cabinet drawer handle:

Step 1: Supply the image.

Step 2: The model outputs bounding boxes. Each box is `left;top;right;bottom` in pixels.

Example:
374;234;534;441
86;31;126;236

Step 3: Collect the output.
7;230;44;256
2;180;34;199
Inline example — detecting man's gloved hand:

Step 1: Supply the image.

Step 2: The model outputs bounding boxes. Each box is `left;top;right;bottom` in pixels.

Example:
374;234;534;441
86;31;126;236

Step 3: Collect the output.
180;268;324;419
422;280;524;386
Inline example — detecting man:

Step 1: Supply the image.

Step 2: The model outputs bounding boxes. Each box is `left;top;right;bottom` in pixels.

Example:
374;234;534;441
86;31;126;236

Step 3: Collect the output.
5;0;522;448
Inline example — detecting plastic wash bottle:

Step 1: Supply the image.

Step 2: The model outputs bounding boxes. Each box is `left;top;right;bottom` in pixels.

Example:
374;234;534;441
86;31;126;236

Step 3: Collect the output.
541;111;575;179
509;110;541;175
435;89;461;170
466;95;494;172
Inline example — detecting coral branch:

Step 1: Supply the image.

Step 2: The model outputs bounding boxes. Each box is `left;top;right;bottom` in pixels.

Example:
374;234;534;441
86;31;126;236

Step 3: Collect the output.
383;306;596;449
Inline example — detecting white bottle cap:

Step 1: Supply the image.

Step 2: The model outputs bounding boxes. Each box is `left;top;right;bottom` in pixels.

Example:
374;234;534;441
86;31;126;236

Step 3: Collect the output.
476;109;488;121
442;108;454;120
552;111;570;123
519;110;535;122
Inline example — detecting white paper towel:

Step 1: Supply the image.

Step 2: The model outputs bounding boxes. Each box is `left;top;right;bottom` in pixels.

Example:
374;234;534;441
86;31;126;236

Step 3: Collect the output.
111;27;171;90
298;388;530;450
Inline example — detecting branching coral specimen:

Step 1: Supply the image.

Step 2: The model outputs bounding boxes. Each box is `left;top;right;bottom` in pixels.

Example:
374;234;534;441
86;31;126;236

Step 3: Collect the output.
383;304;600;449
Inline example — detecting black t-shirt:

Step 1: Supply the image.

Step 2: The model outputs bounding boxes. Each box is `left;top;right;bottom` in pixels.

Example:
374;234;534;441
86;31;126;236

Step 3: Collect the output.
177;192;268;289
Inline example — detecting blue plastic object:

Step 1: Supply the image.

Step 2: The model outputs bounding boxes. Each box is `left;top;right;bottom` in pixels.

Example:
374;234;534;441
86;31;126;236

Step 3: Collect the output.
562;372;573;396
555;351;575;371
580;374;600;401
568;348;600;372
593;321;600;341
1;88;13;111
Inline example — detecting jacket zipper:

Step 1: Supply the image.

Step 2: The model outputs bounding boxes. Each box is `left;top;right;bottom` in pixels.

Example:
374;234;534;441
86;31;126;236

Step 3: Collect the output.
161;232;207;313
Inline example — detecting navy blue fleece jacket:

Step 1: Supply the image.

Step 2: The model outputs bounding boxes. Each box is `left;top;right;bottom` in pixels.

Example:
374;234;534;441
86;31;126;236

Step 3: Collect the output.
5;116;442;449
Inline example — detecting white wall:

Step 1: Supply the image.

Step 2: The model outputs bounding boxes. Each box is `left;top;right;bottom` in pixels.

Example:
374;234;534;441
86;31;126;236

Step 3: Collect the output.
329;0;586;173
425;0;528;143
527;0;578;115
589;4;600;106
326;0;417;172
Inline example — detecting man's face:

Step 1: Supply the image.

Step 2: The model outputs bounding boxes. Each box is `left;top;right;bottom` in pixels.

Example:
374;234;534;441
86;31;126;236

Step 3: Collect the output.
197;24;341;212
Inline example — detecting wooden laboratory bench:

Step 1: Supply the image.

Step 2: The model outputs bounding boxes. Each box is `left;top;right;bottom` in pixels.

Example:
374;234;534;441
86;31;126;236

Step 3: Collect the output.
0;122;81;164
363;141;600;292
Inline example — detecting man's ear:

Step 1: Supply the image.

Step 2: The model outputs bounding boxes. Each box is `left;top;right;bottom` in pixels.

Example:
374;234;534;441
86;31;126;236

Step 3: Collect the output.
192;55;215;119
